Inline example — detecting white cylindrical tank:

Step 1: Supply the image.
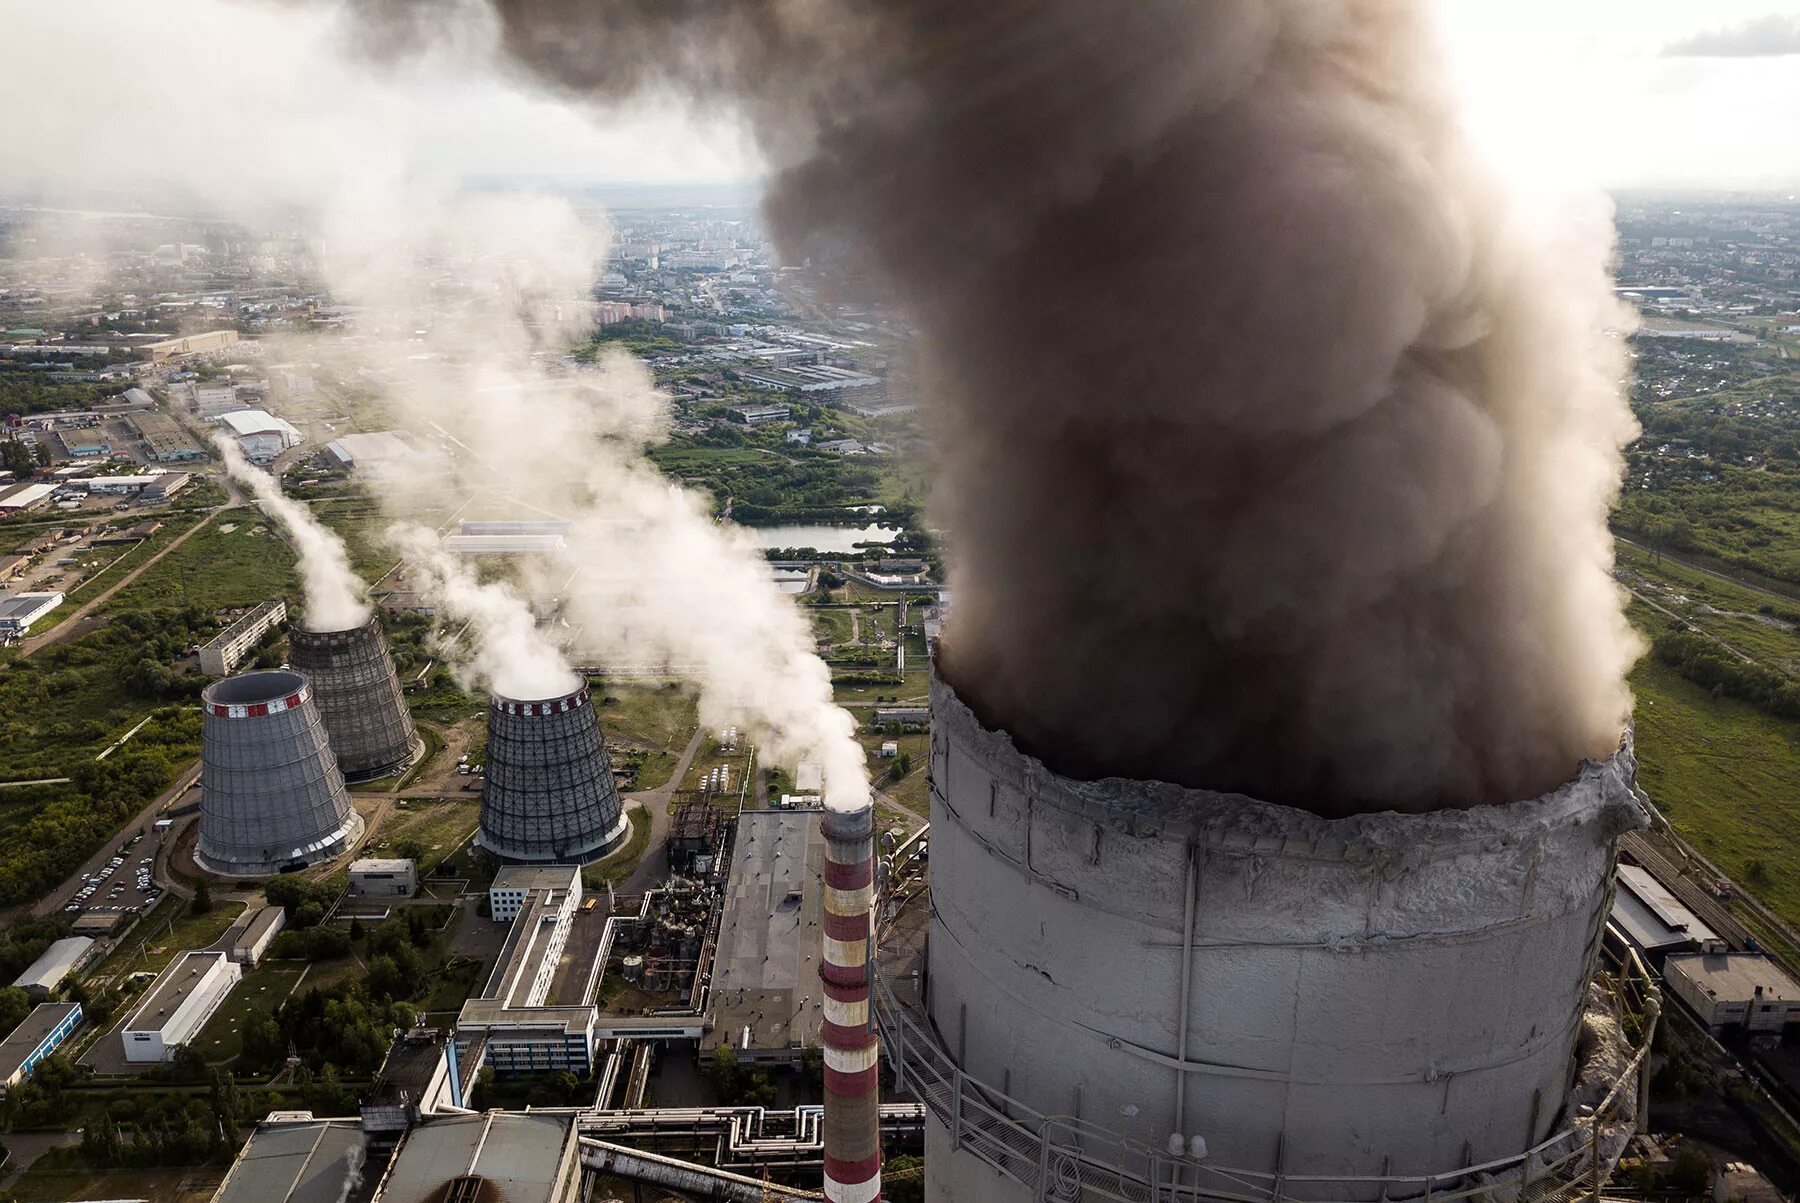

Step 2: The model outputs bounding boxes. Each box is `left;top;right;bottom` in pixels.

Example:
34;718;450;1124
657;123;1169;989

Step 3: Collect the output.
923;676;1645;1201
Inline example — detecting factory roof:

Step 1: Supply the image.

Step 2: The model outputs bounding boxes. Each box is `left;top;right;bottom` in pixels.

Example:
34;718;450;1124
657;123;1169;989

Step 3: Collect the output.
218;408;300;439
1613;863;1719;954
124;951;233;1033
351;858;415;875
1666;952;1800;1004
211;1118;366;1203
0;1003;82;1081
12;937;95;993
492;864;581;894
705;809;826;1057
374;1111;579;1203
0;592;63;621
479;892;562;1006
233;905;286;951
0;484;57;509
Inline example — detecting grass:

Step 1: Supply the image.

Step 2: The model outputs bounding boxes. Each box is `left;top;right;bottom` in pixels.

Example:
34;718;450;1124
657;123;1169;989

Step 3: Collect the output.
10;1165;225;1203
831;667;930;709
360;797;480;870
1629;656;1800;931
379;723;444;794
810;608;854;646
98;900;246;979
583;805;653;888
99;510;296;615
23;514;210;637
191;964;306;1063
590;679;699;790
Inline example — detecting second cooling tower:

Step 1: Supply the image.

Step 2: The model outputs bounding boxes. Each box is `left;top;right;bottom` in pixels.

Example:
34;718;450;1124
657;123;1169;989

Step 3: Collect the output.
478;682;628;862
288;618;421;782
197;670;362;877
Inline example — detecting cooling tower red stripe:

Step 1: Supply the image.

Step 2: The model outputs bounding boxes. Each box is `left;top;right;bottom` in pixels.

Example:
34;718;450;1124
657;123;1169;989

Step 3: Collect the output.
820;803;880;1203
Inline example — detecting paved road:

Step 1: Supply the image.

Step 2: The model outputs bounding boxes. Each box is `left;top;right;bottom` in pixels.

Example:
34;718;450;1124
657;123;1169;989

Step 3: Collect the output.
618;723;709;897
0;1132;81;1191
25;759;200;920
16;507;222;658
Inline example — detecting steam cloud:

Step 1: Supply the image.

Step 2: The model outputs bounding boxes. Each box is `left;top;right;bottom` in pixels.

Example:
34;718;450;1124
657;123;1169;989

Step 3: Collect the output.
213;434;372;632
343;0;1641;815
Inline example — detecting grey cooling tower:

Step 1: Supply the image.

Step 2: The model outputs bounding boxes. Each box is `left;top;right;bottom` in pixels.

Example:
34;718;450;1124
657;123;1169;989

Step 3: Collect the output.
289;618;422;782
197;670;363;877
478;682;628;862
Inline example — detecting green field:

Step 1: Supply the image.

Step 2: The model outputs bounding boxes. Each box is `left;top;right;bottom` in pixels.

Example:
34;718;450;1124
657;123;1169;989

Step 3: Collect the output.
591;679;699;790
99;900;246;979
192;964;307;1063
100;511;296;615
361;797;480;870
1630;657;1800;931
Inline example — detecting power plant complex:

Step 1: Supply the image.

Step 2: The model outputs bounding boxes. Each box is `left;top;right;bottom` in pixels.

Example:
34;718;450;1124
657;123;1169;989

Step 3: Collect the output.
287;617;422;782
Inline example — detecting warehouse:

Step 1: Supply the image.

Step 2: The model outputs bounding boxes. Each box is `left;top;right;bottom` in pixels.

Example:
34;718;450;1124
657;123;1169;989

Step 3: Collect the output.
0;592;64;637
216;409;302;463
0;1002;83;1093
230;906;287;967
11;937;96;1000
209;1117;366;1203
197;598;287;676
121;951;241;1062
56;428;111;458
440;533;566;557
349;858;418;897
373;1112;581;1203
0;483;57;514
1665;952;1800;1033
1612;863;1723;965
322;430;445;477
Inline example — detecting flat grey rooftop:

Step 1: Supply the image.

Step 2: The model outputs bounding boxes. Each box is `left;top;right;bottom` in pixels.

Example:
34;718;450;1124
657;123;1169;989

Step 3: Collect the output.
704;810;825;1057
212;1119;366;1203
0;1002;80;1079
492;864;580;894
1614;863;1717;954
125;951;229;1032
374;1112;578;1203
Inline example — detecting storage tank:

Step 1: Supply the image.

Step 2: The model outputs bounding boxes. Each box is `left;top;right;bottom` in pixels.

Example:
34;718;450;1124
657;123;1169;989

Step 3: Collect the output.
288;617;421;782
919;674;1647;1201
478;682;629;862
196;670;362;877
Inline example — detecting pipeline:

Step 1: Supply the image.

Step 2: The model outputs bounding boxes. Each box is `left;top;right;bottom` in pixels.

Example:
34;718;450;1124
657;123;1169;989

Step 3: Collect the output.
579;1137;824;1202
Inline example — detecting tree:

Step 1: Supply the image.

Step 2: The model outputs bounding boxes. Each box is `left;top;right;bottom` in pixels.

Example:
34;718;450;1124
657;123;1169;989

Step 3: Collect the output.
888;750;912;783
708;1045;740;1097
190;879;212;915
349;917;365;941
0;988;30;1035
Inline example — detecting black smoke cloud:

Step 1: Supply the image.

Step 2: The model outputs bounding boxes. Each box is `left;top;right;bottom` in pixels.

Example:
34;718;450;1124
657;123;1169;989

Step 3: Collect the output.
341;0;1640;816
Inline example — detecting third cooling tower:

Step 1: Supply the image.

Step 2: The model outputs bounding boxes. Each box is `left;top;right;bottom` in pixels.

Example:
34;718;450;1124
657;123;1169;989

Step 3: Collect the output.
909;674;1653;1202
288;617;421;782
478;682;628;862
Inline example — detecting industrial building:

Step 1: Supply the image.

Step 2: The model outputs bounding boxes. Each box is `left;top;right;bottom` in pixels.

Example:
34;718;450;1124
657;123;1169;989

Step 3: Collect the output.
56;428;110;457
1665;952;1800;1033
322;430;447;477
196;670;361;877
917;674;1650;1200
737;364;882;393
216;408;302;462
288;617;421;781
457;865;594;1074
208;1117;366;1203
0;591;64;637
11;936;96;999
441;533;566;556
457;519;571;537
730;403;791;423
186;382;248;419
121;951;240;1062
1613;863;1722;965
0;1002;83;1093
0;483;56;514
128;411;203;462
704;810;826;1066
230;905;288;967
197;598;287;676
373;1112;581;1203
143;329;240;361
350;858;418;897
479;685;629;863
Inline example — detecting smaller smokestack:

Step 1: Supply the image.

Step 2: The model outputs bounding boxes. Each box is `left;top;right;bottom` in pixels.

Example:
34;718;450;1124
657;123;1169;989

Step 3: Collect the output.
820;803;881;1203
479;682;628;862
289;617;421;782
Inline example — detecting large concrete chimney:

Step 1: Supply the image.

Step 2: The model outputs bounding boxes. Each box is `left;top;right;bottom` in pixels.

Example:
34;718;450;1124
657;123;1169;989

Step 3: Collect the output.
821;803;882;1203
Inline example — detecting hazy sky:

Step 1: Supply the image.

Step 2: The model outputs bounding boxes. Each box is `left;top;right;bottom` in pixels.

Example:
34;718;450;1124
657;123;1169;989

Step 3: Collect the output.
2;1;1798;196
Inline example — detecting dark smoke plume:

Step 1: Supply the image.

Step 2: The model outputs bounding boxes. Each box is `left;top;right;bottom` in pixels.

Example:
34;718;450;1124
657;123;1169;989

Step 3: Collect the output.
346;0;1640;816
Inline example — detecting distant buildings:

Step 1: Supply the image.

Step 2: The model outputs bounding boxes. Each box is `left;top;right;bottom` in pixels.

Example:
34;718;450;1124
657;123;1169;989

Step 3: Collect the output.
324;430;447;478
594;300;666;325
216;409;302;463
11;937;96;1000
0;483;57;514
197;599;287;676
121;950;241;1062
143;330;239;363
730;403;790;424
737;363;882;394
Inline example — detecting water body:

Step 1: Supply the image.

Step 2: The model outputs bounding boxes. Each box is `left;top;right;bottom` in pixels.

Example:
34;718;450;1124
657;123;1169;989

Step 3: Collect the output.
745;523;901;553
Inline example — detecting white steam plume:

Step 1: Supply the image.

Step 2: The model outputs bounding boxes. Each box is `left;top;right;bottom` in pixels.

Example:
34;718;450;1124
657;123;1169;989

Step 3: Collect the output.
212;434;371;632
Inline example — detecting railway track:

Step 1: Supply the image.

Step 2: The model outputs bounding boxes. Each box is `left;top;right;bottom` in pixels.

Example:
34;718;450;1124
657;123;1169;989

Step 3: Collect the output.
1620;831;1754;950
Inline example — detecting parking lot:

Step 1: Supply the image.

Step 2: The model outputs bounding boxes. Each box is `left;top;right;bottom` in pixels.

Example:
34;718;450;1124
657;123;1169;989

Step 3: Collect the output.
55;827;167;919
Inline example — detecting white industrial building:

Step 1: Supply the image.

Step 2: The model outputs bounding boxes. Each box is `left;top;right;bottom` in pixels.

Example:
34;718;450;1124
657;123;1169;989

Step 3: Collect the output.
322;430;446;478
121;950;241;1062
1612;863;1723;964
197;599;287;676
216;409;302;462
230;906;287;967
1665;952;1800;1033
458;866;593;1074
0;1002;83;1093
349;858;418;897
0;592;64;638
440;533;566;557
0;483;57;514
11;937;96;1000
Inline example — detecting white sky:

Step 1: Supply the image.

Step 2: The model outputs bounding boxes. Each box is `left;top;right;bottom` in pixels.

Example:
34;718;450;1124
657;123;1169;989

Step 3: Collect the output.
2;2;1798;196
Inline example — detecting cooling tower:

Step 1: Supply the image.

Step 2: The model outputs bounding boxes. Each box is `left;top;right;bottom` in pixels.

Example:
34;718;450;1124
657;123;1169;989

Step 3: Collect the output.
197;670;363;877
913;675;1650;1202
478;683;629;863
288;618;422;782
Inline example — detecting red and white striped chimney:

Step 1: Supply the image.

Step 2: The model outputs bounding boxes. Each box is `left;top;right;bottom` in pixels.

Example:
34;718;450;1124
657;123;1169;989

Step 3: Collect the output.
821;803;881;1203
